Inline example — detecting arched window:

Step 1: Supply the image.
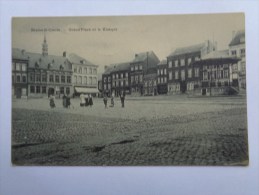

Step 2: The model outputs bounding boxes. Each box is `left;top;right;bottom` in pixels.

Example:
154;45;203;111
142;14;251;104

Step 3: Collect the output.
74;75;77;83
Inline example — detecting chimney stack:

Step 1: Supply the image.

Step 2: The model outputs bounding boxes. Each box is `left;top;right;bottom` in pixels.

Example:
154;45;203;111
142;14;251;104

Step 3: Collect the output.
63;51;66;57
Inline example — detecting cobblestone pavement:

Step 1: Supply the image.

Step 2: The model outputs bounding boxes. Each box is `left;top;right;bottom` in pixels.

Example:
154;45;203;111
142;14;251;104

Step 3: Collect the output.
12;96;248;166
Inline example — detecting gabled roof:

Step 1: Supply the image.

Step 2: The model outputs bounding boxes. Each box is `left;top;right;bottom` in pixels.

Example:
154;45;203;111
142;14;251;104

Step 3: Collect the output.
132;51;159;64
103;62;131;75
12;48;29;61
68;53;97;66
229;30;245;46
26;52;71;71
168;43;205;57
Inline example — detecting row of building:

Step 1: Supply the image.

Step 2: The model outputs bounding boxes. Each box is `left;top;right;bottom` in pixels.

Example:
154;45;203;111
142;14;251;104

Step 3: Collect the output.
100;30;245;96
12;35;99;98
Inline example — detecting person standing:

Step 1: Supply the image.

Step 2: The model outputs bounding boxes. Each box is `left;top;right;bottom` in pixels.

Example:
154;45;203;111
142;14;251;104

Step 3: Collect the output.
120;92;125;108
49;94;55;108
62;94;67;108
110;93;114;107
103;95;108;109
85;94;89;107
89;94;93;107
80;93;85;107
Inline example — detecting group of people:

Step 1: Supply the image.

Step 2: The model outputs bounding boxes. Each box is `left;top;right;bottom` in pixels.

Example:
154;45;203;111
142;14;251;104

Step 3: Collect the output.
80;93;93;107
49;94;72;109
103;92;125;109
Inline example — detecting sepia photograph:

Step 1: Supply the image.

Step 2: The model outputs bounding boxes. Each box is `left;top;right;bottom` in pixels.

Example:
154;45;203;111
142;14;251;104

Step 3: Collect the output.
11;13;248;166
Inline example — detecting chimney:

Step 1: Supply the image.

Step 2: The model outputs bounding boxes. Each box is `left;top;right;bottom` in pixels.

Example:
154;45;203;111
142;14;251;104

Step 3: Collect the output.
104;65;109;71
135;54;138;58
21;49;25;55
63;51;66;57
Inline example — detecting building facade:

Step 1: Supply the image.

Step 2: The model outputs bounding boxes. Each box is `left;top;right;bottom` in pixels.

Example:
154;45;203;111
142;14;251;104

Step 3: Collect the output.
12;48;29;98
229;30;246;92
130;51;160;96
143;67;157;96
68;53;98;96
167;40;216;94
192;50;240;96
157;60;168;94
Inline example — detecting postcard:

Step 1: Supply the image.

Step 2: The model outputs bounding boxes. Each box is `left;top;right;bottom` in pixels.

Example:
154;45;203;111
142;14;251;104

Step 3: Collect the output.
11;13;248;166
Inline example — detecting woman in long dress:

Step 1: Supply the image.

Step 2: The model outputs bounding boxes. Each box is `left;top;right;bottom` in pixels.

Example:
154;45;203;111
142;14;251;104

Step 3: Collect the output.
89;94;93;107
49;95;55;108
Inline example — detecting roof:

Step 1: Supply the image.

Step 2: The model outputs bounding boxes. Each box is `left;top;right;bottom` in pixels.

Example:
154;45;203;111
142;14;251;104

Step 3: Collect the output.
193;50;240;65
202;50;229;60
146;67;157;74
168;43;205;57
103;62;131;75
26;52;71;71
229;30;245;46
12;48;29;61
68;53;97;66
132;51;159;63
157;59;167;66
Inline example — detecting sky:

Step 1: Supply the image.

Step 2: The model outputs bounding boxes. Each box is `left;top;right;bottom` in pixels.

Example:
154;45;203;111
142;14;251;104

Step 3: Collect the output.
12;13;245;74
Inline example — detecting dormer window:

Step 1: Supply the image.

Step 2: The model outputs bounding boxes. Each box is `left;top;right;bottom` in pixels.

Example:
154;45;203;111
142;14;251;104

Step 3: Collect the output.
60;65;64;70
48;63;52;69
35;62;39;68
80;60;86;64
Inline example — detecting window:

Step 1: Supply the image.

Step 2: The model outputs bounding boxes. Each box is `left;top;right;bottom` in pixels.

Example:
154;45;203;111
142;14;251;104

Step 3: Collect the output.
116;74;119;79
224;69;229;78
203;71;208;80
125;73;128;78
60;87;64;94
112;74;115;79
135;75;139;83
104;77;107;83
108;77;111;82
66;87;70;95
55;75;60;83
74;75;77;83
16;63;21;71
78;76;82;84
89;77;92;85
42;86;46;93
157;77;160;84
135;65;138;71
93;77;97;85
36;86;40;93
157;69;160;75
121;73;123;78
169;71;172;80
175;60;178;67
194;68;199;77
131;76;134;83
89;68;92;74
161;77;164;83
35;74;40;82
16;75;21;82
120;80;124;86
84;68;87;74
175;71;179;79
139;75;143;82
188;69;192;78
42;74;47;82
67;76;71;83
49;75;54;82
188;58;192;65
180;59;185;66
22;75;26;83
181;70;185;80
168;61;172;68
231;50;237;56
108;84;111;90
164;68;167;75
131;66;134;71
83;76;87;84
93;68;97;74
61;75;65;83
164;77;167;83
125;80;128;86
74;67;77;73
160;69;163;75
139;65;142;70
79;67;82;74
22;63;27;71
30;86;35;93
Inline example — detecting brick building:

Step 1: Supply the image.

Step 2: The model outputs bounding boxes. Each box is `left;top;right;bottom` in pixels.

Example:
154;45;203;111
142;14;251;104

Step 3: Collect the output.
157;59;168;94
143;67;157;96
130;51;160;96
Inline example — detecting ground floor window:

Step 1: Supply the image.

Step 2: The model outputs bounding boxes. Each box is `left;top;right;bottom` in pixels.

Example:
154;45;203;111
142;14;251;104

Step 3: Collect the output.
30;86;35;93
42;86;47;93
60;87;64;94
36;86;41;93
66;87;70;95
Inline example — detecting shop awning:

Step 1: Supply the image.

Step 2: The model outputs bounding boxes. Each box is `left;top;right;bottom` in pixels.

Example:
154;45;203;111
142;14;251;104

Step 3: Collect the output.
75;87;99;93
